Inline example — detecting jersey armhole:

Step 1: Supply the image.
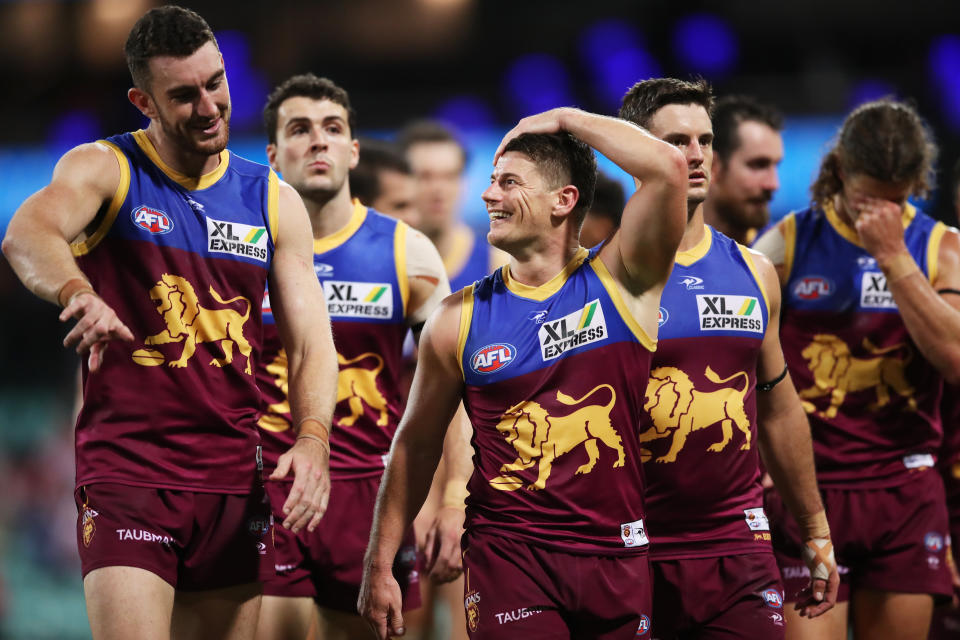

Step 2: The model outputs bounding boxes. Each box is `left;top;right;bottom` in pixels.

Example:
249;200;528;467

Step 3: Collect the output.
588;258;657;352
782;213;797;283
71;140;130;257
394;220;410;316
927;222;947;284
737;245;771;319
267;170;280;248
456;286;475;380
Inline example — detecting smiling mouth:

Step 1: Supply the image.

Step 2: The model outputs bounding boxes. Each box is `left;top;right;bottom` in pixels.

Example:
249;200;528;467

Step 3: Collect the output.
489;211;512;221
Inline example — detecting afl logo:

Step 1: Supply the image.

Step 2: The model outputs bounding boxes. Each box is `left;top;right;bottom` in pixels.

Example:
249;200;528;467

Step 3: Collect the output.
793;276;833;300
925;532;944;553
635;614;650;636
132;205;173;234
658;306;669;327
762;589;783;609
470;343;516;375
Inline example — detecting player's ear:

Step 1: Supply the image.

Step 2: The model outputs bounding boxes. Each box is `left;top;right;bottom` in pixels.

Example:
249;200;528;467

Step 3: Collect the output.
349;138;359;170
554;185;580;219
128;87;157;120
265;144;279;172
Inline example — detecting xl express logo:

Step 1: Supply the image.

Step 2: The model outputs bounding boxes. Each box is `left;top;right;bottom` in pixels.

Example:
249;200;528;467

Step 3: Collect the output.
324;280;393;319
538;299;607;360
696;295;763;334
206;217;268;263
860;271;897;309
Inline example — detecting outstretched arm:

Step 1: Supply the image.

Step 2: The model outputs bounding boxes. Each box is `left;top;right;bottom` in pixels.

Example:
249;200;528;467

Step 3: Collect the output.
359;293;465;640
751;250;838;617
493;107;687;293
268;181;340;534
1;143;133;370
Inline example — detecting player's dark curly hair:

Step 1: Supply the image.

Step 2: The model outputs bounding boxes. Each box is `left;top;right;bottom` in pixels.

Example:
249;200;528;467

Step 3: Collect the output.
350;139;411;205
618;77;714;130
811;99;937;203
125;6;217;91
712;95;784;161
502;133;597;228
263;74;356;144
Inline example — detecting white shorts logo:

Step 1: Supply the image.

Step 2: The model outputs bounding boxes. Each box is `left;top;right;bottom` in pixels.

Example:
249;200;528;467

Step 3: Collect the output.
620;518;649;547
744;507;770;531
903;453;935;469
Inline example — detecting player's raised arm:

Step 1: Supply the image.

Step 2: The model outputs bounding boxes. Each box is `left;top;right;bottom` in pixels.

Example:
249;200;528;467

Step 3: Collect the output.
359;293;464;640
2;143;134;370
494;107;687;293
267;179;339;533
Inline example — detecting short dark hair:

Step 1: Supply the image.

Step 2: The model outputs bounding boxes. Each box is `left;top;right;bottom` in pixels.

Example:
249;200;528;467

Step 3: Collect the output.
397;120;468;169
125;6;217;91
588;172;626;227
263;74;356;145
712;95;784;161
350;139;411;205
502;132;597;228
618;77;714;130
811;99;937;203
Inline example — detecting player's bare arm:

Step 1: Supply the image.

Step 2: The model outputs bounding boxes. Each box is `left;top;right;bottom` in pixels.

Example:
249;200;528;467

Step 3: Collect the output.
856;203;960;383
359;293;464;640
1;142;134;370
752;222;788;285
267;180;339;534
751;248;838;618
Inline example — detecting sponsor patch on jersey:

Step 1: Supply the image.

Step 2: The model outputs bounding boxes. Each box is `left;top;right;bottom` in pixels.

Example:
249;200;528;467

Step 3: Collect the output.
635;615;651;636
762;588;783;609
324;280;393;318
539;299;607;360
315;262;334;277
261;290;271;313
132;205;173;234
206;217;269;262
679;275;705;290
903;453;935;470
528;310;549;324
470;343;516;375
792;276;833;300
744;507;770;532
860;271;897;309
658;306;668;327
925;532;945;553
620;518;649;548
696;295;763;333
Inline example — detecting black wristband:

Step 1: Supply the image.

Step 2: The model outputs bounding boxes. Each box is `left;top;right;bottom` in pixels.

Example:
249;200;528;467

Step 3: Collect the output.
758;366;788;392
937;288;960;296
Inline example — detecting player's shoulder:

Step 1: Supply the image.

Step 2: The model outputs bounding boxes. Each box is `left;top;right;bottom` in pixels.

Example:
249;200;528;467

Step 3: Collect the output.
224;149;273;179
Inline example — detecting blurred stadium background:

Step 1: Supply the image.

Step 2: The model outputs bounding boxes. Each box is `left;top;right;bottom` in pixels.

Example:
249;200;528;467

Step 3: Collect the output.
0;0;958;636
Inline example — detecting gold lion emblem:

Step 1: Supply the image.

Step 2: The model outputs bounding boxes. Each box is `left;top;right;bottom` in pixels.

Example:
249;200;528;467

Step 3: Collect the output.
490;384;622;491
797;335;916;418
80;507;98;547
337;352;389;427
141;274;253;374
639;366;751;463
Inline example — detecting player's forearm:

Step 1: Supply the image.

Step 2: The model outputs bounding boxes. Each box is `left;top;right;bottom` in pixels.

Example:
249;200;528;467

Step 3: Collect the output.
758;387;827;538
884;267;960;384
439;405;472;509
558;109;686;185
2;206;90;306
286;330;338;436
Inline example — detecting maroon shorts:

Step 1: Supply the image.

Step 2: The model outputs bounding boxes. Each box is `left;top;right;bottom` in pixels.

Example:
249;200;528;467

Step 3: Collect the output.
651;553;784;639
461;530;653;640
767;469;952;603
75;482;274;591
262;476;420;613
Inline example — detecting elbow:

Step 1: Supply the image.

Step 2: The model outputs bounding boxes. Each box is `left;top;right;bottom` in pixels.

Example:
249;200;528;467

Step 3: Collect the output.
662;147;688;189
1;229;17;262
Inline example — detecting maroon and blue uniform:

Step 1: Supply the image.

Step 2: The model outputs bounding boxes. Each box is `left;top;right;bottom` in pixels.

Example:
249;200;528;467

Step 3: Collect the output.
769;200;951;602
256;202;418;609
458;246;655;639
638;226;784;638
72;130;277;587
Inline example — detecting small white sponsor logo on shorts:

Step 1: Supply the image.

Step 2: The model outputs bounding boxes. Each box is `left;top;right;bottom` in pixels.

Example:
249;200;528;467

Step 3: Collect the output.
744;507;770;532
903;453;935;469
275;562;297;572
495;607;545;624
620;518;649;547
116;528;171;545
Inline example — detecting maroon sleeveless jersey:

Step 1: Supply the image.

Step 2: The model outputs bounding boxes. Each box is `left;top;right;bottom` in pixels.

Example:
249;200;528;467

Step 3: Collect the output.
256;204;409;479
460;248;656;554
779;202;947;487
72;131;278;493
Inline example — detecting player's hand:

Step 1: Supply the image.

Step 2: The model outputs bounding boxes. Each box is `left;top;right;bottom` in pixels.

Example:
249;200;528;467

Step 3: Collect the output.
422;505;465;584
795;537;839;618
854;197;909;263
271;436;330;533
358;563;406;639
493;107;581;164
60;291;134;372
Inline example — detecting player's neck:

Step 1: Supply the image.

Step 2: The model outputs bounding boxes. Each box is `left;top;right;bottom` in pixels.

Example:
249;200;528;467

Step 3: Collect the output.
145;125;221;177
678;206;707;252
305;186;356;240
507;233;581;289
702;199;746;244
